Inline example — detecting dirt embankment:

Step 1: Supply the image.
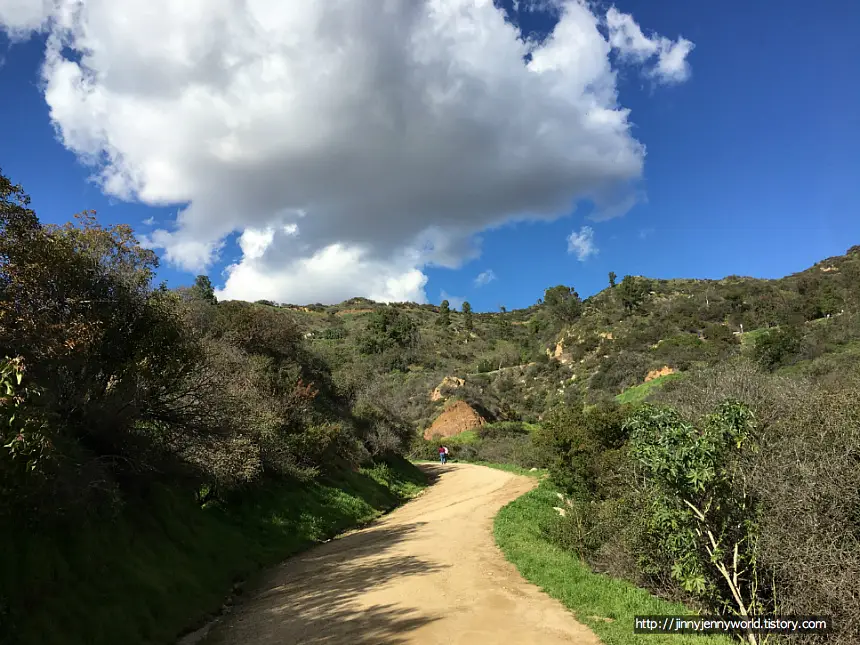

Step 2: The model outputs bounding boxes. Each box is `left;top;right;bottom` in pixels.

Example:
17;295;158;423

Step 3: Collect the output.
645;365;676;382
423;400;486;440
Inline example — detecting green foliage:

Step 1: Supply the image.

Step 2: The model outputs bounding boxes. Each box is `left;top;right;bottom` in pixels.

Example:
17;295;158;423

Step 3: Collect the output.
589;351;651;394
608;271;617;288
626;402;769;625
477;421;530;439
1;188;208;514
191;275;217;304
0;358;53;508
752;324;803;370
617;275;651;312
533;401;628;496
653;333;705;370
358;307;418;355
437;299;451;327
543;285;583;325
462;301;473;331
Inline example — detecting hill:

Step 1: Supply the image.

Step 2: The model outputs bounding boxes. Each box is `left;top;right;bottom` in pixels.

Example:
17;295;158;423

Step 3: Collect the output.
242;244;860;432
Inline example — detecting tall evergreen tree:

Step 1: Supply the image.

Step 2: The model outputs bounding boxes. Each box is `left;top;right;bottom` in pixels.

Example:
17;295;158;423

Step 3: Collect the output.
437;299;451;327
462;301;473;331
192;275;217;304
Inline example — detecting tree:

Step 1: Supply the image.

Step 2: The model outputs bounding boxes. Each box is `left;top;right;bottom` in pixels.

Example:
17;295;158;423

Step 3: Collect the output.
0;172;208;509
358;307;418;355
609;271;617;288
462;301;474;331
192;275;217;304
437;299;451;327
543;285;583;324
617;275;649;312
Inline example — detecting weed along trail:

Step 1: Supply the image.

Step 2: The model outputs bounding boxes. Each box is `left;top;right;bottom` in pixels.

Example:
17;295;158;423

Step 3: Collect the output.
196;464;600;645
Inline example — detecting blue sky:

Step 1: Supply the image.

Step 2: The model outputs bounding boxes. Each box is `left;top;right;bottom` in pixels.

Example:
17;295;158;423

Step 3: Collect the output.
1;0;858;312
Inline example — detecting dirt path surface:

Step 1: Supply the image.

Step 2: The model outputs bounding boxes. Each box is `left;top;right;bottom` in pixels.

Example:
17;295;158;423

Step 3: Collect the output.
199;463;600;645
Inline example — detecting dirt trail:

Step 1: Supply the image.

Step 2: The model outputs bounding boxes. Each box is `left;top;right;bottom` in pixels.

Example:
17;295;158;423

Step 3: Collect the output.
197;463;600;645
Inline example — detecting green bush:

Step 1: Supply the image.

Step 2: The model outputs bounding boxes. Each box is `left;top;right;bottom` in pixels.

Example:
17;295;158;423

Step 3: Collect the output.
752;325;803;370
532;400;627;497
626;401;771;630
653;363;860;644
588;351;651;394
478;421;529;439
653;333;706;370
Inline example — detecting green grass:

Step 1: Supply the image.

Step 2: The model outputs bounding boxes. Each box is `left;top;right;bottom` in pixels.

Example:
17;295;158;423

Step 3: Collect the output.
615;373;684;405
738;327;769;349
449;429;480;444
0;457;426;645
494;479;734;645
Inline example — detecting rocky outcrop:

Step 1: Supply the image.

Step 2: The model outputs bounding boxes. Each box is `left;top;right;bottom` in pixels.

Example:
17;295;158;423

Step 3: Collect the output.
423;400;486;440
430;376;466;402
645;365;676;382
546;338;571;365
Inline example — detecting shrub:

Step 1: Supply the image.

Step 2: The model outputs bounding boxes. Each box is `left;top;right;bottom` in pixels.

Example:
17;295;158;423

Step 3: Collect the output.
473;435;544;468
477;421;529;439
653;333;706;371
533;400;627;497
476;357;496;373
626;401;772;636
653;363;860;644
588;351;651;394
739;386;860;645
752;325;803;370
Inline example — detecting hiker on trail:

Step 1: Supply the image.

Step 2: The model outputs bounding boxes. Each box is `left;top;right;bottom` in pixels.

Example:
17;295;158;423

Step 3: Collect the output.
438;445;448;464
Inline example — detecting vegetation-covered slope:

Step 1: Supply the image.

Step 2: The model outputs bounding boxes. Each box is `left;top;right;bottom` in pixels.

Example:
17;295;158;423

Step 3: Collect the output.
0;171;427;644
247;244;860;432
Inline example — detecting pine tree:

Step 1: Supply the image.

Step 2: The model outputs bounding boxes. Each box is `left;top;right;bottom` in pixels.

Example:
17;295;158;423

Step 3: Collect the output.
192;275;217;304
462;301;473;331
437;299;451;327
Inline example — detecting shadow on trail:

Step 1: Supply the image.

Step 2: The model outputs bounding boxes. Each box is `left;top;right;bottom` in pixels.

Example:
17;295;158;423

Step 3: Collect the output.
416;463;448;485
208;522;442;645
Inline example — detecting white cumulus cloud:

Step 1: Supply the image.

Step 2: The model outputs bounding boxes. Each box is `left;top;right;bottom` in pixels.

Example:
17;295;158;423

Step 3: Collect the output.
2;0;693;304
0;0;53;37
567;225;597;261
474;269;497;287
605;7;694;84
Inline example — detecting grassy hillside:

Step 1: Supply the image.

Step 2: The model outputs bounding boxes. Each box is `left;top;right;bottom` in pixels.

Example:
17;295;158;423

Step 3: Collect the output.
0;458;426;645
248;244;860;427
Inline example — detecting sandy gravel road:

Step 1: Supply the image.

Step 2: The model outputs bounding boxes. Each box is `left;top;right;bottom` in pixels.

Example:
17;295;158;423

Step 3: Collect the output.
197;463;600;645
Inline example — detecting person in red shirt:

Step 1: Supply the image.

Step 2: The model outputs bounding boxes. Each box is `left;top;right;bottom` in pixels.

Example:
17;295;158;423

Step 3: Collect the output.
438;445;447;464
